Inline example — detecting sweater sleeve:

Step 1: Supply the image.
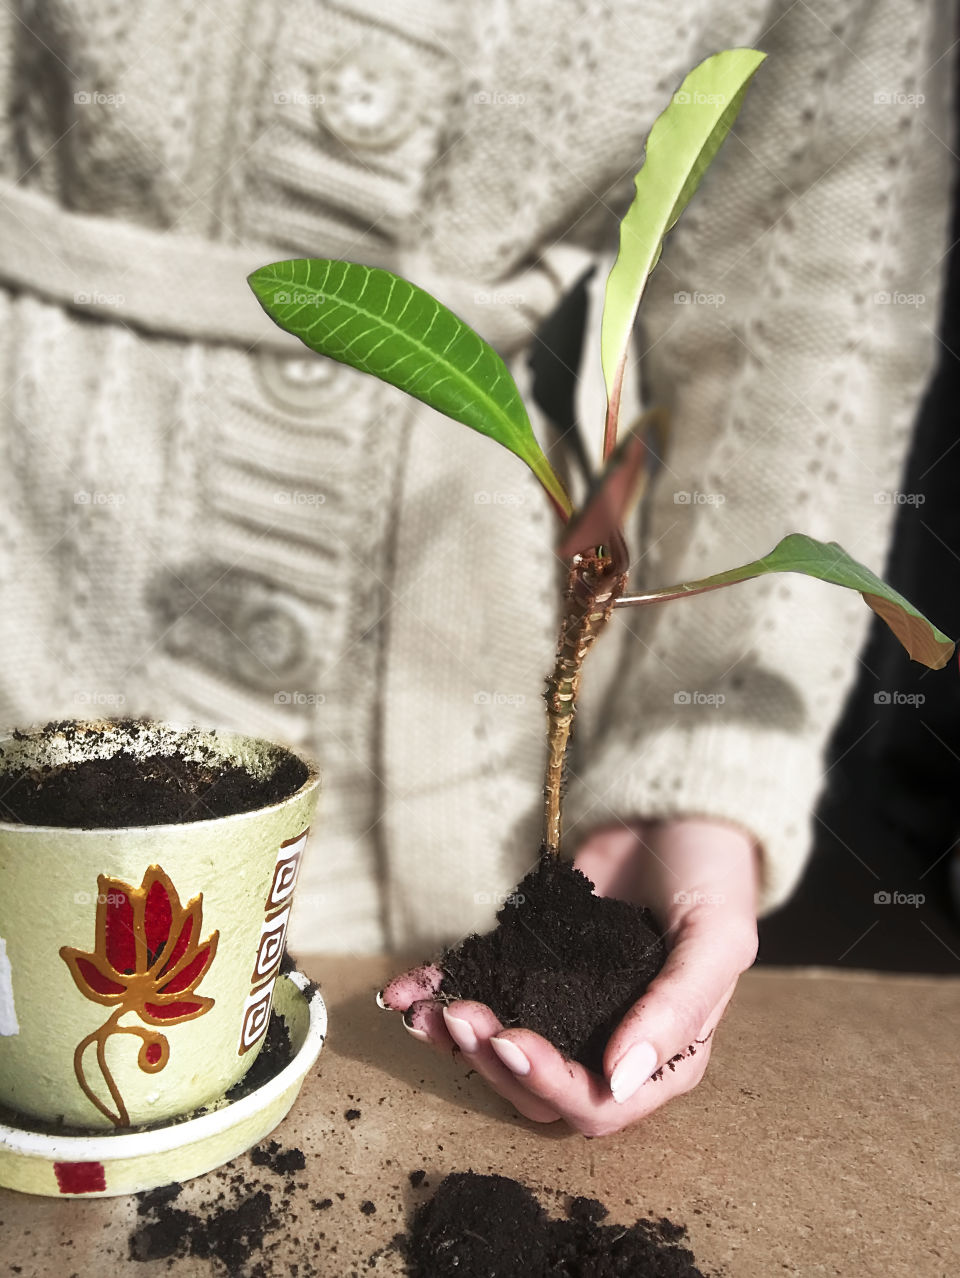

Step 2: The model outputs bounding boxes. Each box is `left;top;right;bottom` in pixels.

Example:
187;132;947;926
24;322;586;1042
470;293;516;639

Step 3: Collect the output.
564;0;956;913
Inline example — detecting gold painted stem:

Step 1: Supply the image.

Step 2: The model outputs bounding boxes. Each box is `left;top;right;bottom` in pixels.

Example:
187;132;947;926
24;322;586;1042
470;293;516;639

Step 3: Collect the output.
542;554;627;856
74;1007;129;1127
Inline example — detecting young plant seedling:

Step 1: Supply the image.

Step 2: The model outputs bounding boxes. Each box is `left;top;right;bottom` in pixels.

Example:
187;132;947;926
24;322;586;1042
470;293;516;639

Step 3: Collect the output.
250;48;954;872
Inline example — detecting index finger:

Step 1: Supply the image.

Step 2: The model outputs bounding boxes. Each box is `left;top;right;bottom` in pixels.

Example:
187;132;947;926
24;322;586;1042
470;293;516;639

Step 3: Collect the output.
377;963;443;1012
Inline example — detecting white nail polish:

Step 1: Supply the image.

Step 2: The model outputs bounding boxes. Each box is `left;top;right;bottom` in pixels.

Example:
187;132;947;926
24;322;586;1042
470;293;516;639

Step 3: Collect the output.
375;988;390;1010
609;1041;658;1104
442;1010;479;1053
402;1018;430;1042
490;1037;531;1076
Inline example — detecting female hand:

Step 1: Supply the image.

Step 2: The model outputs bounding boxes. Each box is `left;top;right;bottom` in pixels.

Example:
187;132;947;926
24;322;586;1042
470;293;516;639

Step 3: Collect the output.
379;817;760;1136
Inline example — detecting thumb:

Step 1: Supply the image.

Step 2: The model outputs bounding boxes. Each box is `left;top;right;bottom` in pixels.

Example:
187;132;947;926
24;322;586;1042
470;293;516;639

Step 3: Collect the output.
603;918;754;1103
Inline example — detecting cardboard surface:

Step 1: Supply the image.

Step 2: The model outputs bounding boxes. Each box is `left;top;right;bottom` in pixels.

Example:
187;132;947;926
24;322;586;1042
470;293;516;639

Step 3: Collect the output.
1;958;957;1276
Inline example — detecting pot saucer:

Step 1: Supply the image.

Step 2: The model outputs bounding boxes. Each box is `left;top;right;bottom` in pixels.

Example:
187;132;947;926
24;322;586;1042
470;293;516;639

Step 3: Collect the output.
0;971;326;1198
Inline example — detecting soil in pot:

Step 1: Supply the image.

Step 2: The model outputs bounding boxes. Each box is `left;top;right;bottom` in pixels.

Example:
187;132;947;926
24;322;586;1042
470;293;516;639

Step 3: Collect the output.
403;1171;707;1277
0;722;307;827
437;854;667;1072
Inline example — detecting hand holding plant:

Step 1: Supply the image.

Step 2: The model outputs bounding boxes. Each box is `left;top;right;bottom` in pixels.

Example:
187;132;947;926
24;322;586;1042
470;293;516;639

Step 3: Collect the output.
250;49;954;1133
382;818;758;1135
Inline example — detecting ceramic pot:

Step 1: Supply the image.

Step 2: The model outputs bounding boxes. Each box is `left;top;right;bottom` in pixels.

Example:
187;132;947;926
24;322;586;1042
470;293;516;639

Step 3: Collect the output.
0;720;320;1130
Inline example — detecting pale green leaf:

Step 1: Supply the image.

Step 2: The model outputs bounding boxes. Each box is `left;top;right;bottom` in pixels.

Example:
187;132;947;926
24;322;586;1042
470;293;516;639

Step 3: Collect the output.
249;259;572;518
601;48;766;455
616;533;955;669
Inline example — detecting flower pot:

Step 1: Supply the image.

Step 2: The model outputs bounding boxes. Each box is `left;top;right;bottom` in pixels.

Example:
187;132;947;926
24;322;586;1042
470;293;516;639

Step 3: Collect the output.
0;720;320;1131
0;969;326;1197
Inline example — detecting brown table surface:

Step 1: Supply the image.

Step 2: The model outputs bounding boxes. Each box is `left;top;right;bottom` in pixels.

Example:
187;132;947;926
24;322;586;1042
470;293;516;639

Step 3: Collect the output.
1;958;958;1277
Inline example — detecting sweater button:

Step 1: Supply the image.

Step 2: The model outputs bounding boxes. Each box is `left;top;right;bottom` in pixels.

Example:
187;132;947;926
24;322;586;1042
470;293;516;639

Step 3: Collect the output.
230;601;310;687
257;351;353;415
315;47;417;149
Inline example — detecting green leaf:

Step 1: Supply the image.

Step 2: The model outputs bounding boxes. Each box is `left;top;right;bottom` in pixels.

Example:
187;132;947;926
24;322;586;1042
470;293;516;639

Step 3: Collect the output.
601;48;766;457
616;533;955;670
248;259;572;518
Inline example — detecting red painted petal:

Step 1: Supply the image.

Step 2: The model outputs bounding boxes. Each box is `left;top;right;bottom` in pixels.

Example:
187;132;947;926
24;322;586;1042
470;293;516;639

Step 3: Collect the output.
104;888;136;975
158;943;214;995
76;956;127;997
143;998;205;1020
158;913;194;978
144;878;172;960
145;1041;162;1065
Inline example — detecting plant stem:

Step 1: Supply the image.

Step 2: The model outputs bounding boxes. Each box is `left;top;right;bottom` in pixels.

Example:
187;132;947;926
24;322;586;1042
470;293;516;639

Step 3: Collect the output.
542;553;627;856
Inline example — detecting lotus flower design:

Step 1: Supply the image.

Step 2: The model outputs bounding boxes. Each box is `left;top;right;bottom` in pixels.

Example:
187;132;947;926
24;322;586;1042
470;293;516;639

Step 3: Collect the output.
60;865;218;1126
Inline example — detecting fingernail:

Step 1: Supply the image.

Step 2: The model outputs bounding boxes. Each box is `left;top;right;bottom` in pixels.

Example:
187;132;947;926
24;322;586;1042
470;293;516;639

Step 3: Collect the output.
402;1008;430;1041
375;988;392;1010
403;1019;430;1042
609;1041;658;1104
442;1009;479;1053
490;1036;531;1076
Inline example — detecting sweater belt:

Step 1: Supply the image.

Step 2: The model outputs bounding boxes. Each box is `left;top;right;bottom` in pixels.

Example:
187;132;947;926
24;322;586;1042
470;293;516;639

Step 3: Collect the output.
0;179;593;355
0;179;308;349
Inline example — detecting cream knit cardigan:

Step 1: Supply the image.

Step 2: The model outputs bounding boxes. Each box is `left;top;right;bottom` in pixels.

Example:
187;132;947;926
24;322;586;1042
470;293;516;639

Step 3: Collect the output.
0;0;953;952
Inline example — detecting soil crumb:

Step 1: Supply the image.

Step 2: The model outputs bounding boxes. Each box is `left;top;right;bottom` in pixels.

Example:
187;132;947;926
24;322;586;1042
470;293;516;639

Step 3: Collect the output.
250;1138;306;1176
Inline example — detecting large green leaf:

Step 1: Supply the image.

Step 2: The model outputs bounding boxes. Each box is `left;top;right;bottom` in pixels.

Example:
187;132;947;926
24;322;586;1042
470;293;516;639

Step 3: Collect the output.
615;533;955;669
249;259;572;518
601;48;766;457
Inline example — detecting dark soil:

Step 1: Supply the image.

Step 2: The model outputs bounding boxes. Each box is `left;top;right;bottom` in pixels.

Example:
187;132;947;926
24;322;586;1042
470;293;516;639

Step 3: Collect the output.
131;1179;280;1268
403;1172;706;1277
438;855;667;1071
225;1013;294;1101
249;1139;306;1176
0;728;307;827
